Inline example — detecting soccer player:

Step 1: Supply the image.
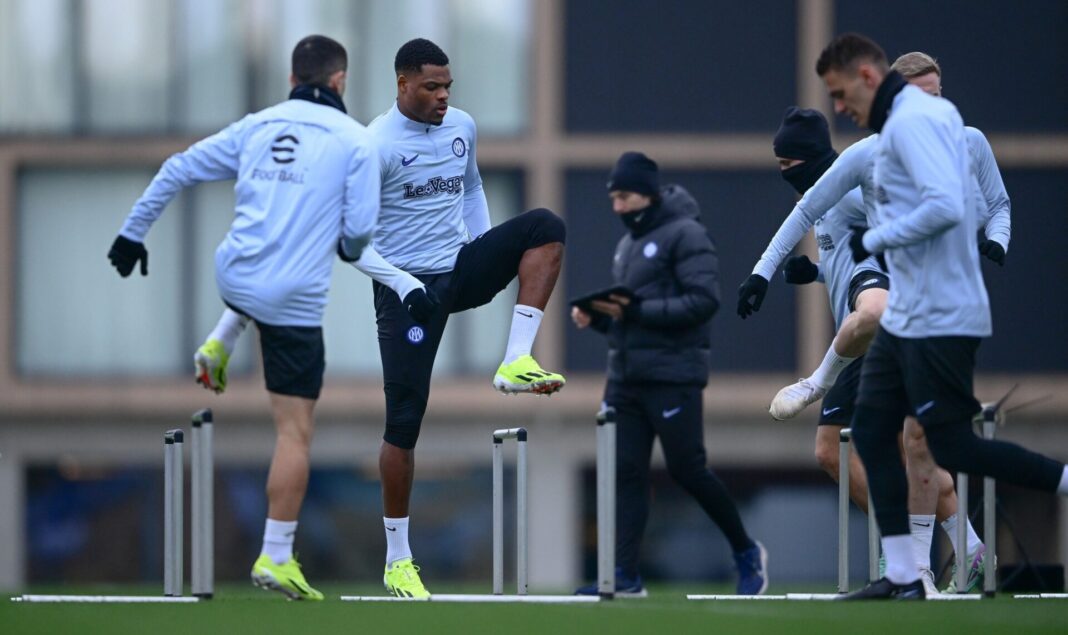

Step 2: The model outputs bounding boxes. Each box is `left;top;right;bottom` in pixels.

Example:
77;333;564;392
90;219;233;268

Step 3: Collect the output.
815;32;1068;600
571;153;768;596
108;35;379;600
196;38;567;598
738;51;1011;592
766;107;949;594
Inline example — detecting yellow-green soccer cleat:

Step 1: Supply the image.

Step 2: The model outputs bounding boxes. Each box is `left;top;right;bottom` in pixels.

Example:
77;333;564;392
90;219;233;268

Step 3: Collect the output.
383;558;430;599
250;554;324;601
194;338;229;394
493;355;566;396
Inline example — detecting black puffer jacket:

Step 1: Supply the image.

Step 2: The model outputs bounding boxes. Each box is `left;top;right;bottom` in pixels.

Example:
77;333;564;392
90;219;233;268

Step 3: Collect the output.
592;184;721;386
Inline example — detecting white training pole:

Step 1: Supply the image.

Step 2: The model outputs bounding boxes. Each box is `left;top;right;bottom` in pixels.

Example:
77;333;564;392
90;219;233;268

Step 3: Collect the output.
492;435;504;595
867;485;879;582
164;430;184;597
597;408;617;599
516;430;528;596
191;409;214;599
838;428;851;593
956;473;969;593
983;413;997;597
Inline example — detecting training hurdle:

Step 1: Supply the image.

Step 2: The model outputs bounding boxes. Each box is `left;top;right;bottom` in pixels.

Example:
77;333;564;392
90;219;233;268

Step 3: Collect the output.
12;410;214;604
343;410;618;603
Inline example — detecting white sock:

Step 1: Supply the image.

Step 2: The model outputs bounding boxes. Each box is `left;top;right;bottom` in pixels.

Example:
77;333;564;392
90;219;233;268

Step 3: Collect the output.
882;534;919;584
502;305;543;364
809;341;857;390
941;515;984;560
384;516;412;566
208;308;249;355
909;515;935;572
1058;466;1068;495
261;518;297;565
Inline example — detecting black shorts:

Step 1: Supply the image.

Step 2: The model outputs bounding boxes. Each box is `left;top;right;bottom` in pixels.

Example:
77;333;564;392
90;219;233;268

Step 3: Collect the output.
818;356;863;426
856;329;981;426
374;209;565;448
256;322;325;400
847;270;890;313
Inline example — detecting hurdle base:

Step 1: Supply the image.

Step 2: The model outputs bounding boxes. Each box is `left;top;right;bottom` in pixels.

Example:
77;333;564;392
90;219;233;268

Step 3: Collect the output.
12;595;201;603
340;594;599;603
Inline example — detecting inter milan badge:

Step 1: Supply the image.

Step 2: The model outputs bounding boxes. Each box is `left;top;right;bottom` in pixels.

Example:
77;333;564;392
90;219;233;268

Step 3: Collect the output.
407;325;425;344
643;242;658;258
451;137;466;157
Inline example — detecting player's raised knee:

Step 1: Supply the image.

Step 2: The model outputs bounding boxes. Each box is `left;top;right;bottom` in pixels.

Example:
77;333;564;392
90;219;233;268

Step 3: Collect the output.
524;207;566;246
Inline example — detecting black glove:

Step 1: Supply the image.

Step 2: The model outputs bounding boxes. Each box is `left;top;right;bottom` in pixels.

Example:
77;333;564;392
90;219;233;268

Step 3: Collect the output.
737;274;768;319
978;238;1005;266
783;255;819;285
403;286;440;324
848;225;872;264
108;235;148;277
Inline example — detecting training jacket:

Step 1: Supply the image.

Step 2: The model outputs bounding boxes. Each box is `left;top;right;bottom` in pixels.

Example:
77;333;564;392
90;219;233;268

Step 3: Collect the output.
121;97;379;326
591;185;721;386
864;84;991;338
366;102;490;275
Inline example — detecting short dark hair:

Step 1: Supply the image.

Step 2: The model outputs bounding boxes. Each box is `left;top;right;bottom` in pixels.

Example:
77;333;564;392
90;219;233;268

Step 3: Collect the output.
816;33;888;76
291;35;347;86
394;38;449;75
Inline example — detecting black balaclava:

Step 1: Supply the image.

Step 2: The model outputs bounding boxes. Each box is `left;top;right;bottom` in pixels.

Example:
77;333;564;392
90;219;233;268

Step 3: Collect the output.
607;151;660;233
773;106;838;196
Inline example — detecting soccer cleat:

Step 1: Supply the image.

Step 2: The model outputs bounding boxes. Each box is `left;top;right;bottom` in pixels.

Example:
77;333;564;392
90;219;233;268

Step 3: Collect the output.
194;338;229;394
733;541;769;595
383;557;430;599
769;378;826;420
493;355;566;396
944;544;992;593
919;568;939;596
837;577;925;600
250;554;324;601
574;566;648;598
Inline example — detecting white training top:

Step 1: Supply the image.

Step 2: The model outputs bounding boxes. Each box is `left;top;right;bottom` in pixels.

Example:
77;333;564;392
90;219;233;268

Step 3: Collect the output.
865;85;991;338
120;98;380;327
365;102;490;275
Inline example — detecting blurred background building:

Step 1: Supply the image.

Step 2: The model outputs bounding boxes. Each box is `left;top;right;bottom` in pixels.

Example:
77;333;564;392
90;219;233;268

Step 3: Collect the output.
1;0;1066;592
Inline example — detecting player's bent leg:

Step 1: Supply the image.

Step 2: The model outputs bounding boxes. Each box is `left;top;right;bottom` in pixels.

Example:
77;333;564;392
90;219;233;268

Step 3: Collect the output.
814;425;869;512
902;417;939;592
835;286;887;358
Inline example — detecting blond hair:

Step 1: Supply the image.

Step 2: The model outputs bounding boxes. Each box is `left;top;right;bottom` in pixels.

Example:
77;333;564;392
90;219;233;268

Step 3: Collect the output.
891;51;941;78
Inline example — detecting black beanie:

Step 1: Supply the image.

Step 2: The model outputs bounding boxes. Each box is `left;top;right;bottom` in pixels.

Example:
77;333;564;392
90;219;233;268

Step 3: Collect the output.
773;107;834;161
607;151;659;197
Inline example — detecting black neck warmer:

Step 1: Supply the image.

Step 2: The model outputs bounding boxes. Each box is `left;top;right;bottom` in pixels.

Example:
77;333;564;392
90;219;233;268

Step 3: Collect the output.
620;201;659;236
289;84;347;114
868;71;907;133
782;150;838;196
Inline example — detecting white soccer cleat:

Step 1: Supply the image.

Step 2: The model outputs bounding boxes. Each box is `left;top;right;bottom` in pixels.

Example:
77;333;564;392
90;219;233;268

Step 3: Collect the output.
769;378;826;421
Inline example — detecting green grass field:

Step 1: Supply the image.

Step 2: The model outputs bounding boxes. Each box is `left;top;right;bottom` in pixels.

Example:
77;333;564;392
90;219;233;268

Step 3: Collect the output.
4;583;1067;635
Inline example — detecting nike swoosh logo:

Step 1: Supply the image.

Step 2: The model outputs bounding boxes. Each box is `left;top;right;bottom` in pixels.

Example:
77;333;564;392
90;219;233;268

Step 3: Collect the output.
916;401;935;415
401;154;418;166
517;311;533;318
662;407;682;418
386;527;397;532
912;522;932;527
284;531;296;538
822;407;842;416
